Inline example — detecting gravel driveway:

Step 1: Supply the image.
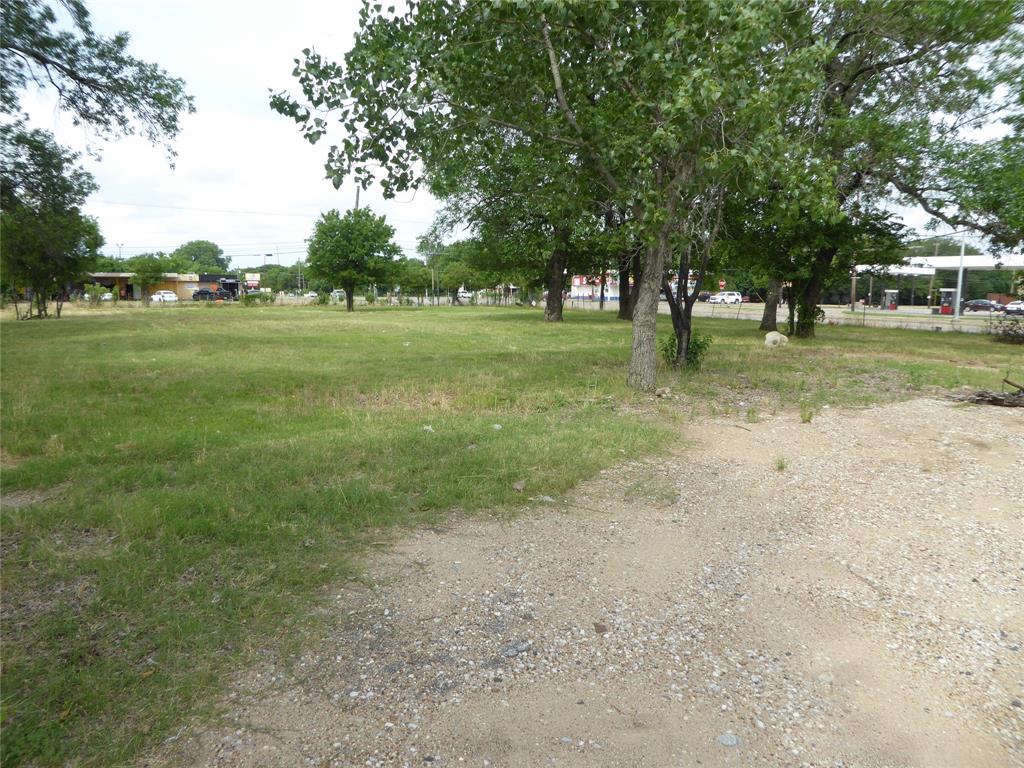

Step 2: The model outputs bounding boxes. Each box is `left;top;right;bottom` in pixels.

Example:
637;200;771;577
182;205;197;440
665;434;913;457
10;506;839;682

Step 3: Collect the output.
155;398;1023;768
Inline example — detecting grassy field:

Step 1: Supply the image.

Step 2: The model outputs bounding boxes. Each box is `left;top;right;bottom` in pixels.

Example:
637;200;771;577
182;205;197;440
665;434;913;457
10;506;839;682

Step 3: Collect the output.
1;304;1018;766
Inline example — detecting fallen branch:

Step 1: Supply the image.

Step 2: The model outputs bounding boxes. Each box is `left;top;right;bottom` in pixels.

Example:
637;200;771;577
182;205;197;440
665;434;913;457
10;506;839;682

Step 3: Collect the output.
953;390;1024;407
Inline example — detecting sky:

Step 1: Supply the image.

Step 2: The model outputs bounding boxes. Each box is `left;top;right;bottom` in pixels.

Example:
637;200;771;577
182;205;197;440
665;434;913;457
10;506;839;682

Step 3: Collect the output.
21;1;441;270
19;1;995;270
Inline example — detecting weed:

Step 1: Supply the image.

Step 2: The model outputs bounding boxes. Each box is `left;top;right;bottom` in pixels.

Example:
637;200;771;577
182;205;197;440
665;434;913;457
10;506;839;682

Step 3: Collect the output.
799;401;816;423
775;456;786;472
745;406;760;423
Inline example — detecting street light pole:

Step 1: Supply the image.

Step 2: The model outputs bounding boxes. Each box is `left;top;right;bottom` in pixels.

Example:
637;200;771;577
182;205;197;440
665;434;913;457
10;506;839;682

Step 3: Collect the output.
954;233;966;320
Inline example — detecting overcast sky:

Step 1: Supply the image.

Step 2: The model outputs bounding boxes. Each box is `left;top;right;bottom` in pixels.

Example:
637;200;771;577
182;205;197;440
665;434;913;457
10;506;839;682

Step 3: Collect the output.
20;1;988;270
21;1;441;270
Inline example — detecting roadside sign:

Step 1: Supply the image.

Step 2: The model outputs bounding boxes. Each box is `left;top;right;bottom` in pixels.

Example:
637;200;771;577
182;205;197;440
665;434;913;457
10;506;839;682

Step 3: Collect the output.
719;279;726;289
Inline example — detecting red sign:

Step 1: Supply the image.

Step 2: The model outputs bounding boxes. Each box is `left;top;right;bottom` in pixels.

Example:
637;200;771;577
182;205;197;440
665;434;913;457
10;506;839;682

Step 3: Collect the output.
718;279;726;289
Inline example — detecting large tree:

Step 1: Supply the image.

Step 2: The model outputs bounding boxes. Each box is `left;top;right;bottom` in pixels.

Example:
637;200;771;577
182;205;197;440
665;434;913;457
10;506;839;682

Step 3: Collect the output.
273;0;823;390
1;123;102;318
306;208;400;311
780;1;1023;337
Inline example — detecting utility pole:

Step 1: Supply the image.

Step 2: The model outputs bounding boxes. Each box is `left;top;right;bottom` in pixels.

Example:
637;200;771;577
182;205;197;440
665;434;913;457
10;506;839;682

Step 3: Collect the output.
849;270;857;312
355;186;360;210
117;243;124;259
954;233;966;320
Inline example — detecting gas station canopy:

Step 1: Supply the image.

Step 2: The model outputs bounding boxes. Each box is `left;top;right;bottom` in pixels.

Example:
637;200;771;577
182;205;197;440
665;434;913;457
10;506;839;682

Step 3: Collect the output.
856;253;1024;276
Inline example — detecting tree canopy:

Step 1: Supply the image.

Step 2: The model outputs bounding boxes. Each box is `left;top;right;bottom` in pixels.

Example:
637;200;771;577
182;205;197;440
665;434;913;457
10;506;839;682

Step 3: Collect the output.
305;208;400;311
167;240;230;273
274;0;1024;385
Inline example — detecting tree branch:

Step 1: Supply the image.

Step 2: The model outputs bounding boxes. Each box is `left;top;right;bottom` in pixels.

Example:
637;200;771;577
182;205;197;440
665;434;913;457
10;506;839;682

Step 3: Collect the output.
539;16;621;194
4;42;112;93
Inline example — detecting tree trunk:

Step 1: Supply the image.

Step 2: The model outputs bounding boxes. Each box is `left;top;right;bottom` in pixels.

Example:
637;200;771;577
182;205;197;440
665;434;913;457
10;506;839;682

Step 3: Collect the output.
794;247;836;338
345;283;355;312
617;251;632;320
543;227;570;322
661;276;693;367
627;237;666;391
759;277;781;331
599;273;606;311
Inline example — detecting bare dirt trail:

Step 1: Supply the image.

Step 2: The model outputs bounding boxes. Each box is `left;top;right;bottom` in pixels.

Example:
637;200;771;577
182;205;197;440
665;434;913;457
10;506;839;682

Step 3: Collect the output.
153;398;1023;768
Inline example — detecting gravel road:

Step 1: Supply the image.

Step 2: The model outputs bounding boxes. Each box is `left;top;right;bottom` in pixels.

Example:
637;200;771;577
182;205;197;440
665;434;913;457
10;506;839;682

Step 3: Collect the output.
154;398;1023;768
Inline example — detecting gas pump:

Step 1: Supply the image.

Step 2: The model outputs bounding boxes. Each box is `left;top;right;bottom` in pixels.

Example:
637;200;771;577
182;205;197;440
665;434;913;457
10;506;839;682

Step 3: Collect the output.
883;289;898;311
938;288;957;315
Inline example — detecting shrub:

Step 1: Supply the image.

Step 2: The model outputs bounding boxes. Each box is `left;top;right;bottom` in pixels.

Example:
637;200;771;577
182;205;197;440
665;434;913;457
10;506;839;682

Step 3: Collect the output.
992;315;1024;344
365;293;376;304
315;292;329;305
84;283;106;306
660;330;713;370
240;292;275;307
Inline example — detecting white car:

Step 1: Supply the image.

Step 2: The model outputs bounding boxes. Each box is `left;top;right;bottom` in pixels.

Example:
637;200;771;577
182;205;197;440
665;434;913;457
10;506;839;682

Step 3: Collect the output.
304;291;319;299
150;290;178;303
100;292;114;301
709;291;742;304
1005;300;1024;316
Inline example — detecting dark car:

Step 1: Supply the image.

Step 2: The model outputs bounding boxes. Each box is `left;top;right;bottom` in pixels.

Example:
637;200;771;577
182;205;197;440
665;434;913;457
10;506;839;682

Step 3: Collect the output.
962;299;1005;313
697;291;711;302
193;288;233;301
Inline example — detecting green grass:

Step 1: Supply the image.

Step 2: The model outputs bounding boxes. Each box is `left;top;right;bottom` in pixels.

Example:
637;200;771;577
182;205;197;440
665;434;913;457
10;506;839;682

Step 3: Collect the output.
1;304;1019;766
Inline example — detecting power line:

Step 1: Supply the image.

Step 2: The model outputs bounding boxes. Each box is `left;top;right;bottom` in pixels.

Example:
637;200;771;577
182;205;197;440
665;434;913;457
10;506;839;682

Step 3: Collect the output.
93;199;438;225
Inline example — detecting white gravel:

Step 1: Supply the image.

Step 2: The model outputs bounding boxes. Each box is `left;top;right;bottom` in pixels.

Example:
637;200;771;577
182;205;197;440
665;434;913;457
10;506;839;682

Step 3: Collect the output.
149;398;1023;768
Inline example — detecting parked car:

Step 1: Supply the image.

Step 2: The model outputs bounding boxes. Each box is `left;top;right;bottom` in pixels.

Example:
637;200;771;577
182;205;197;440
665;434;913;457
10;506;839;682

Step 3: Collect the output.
330;289;346;301
150;290;178;303
962;299;1004;313
709;291;743;304
192;288;216;301
1004;300;1024;316
100;292;113;301
697;291;711;302
304;291;319;299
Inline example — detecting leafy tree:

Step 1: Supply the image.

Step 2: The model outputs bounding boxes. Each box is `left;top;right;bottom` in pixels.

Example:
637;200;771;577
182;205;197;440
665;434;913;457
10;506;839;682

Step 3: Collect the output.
127;254;165;304
306;208;400;311
257;263;301;293
0;123;102;318
167;240;229;272
273;1;824;388
1;0;194;150
92;253;126;272
390;256;431;302
777;1;1022;337
1;0;194;320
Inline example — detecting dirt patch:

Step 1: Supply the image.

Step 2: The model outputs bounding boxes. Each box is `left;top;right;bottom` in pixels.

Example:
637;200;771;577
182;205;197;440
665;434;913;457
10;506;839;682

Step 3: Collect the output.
1;481;70;511
148;399;1023;768
0;447;25;470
